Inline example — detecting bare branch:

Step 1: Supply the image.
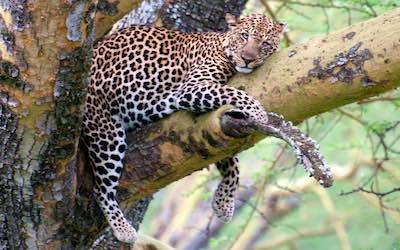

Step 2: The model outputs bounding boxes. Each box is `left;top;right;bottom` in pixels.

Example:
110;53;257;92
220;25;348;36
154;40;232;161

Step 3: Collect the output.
340;186;400;197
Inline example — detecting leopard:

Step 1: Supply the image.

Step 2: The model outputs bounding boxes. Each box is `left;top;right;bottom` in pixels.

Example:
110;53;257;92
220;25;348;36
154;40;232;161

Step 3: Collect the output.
82;13;332;243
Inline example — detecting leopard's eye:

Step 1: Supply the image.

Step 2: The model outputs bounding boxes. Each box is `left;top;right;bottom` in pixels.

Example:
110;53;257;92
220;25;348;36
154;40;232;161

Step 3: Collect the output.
241;32;249;40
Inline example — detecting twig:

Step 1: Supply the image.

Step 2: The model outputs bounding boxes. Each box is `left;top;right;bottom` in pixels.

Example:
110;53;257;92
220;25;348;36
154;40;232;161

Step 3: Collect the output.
272;182;298;194
322;7;330;33
269;0;375;16
337;108;366;126
346;8;352;25
275;2;287;15
364;0;378;17
254;227;334;250
283;4;312;20
357;96;398;104
317;114;343;142
340;186;400;197
378;196;390;233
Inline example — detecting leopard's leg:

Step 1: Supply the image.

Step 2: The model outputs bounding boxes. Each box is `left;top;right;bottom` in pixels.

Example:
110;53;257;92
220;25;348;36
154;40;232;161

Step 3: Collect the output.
175;82;268;124
212;156;239;222
175;82;263;220
175;80;332;190
83;118;136;243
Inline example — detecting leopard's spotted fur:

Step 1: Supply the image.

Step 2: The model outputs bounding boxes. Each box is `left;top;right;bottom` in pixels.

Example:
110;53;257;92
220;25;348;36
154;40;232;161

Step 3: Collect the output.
82;14;330;243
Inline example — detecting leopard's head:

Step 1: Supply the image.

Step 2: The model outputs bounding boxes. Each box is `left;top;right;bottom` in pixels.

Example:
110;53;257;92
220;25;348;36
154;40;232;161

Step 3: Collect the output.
222;13;286;74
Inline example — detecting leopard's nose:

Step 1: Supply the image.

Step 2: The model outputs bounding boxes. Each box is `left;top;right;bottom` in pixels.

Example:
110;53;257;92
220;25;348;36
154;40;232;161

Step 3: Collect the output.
242;57;253;65
241;52;257;65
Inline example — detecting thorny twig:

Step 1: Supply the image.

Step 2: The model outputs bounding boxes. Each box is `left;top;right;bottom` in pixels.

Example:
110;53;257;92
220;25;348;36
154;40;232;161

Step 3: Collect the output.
340;181;400;233
330;106;399;233
340;185;400;197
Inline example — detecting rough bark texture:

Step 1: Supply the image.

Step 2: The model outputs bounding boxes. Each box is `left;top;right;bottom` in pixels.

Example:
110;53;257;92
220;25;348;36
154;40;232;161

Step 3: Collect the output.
0;1;96;249
111;0;165;32
94;0;143;39
161;0;247;32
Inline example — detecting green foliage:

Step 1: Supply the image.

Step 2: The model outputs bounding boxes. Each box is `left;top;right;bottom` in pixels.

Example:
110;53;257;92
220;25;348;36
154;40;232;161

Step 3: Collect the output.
368;121;398;134
391;238;400;250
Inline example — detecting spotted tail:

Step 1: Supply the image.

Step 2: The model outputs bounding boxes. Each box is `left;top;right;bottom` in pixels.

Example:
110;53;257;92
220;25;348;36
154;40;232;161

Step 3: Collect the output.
262;112;333;187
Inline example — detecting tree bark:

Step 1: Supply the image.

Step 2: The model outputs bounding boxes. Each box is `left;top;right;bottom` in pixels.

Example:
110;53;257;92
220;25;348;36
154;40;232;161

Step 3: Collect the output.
94;0;144;39
161;0;247;32
0;1;96;249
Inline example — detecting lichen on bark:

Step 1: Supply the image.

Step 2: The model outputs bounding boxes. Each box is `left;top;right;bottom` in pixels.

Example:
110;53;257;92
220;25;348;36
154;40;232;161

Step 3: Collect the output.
0;0;30;31
305;41;375;86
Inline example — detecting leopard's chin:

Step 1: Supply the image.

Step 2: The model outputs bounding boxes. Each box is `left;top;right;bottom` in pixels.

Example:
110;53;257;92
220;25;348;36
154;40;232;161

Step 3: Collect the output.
235;66;253;74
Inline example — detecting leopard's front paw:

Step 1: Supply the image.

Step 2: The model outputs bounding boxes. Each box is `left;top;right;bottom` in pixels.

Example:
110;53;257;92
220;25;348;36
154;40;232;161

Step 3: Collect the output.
212;194;235;222
221;108;258;138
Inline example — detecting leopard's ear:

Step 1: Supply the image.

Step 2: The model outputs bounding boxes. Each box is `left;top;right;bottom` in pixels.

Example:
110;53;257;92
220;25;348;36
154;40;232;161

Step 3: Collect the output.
225;13;240;27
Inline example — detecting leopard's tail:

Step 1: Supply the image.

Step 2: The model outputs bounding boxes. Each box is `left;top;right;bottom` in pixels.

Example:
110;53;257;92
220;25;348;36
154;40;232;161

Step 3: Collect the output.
261;112;333;187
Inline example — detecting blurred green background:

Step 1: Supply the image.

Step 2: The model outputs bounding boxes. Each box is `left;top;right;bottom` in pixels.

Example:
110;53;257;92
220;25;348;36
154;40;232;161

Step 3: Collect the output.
140;1;400;249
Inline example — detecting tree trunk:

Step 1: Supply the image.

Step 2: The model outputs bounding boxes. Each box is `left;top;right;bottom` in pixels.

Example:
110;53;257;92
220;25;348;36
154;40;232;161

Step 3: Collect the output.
0;1;98;249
